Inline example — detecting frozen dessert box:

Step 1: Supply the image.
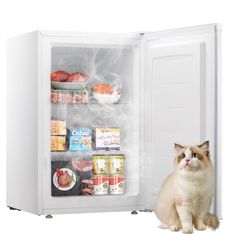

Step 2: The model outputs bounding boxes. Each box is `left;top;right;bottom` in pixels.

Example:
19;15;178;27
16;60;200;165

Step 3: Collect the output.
93;127;120;151
69;128;92;152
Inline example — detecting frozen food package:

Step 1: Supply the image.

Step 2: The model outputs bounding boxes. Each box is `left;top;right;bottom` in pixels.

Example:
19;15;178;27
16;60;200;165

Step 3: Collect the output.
72;89;88;104
51;120;67;136
51;159;94;196
51;90;58;103
51;89;88;104
93;127;120;151
51;136;67;151
69;128;92;152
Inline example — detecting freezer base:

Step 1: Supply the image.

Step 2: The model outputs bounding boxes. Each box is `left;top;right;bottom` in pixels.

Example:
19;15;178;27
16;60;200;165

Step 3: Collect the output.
8;206;21;211
42;205;147;216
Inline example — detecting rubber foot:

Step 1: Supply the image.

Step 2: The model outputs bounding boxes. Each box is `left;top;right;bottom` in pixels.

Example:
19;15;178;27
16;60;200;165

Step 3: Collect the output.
131;210;138;215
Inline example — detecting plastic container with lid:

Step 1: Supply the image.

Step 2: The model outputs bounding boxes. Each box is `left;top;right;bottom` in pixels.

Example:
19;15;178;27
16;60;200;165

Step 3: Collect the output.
109;175;125;195
92;155;109;175
109;155;125;174
93;175;109;195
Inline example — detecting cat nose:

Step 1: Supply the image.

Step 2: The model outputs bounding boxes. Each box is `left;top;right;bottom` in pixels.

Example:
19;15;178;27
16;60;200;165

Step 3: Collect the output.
185;159;190;163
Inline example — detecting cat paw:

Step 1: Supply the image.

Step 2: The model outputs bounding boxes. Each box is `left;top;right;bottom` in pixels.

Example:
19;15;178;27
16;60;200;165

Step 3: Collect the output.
159;223;169;229
182;226;193;234
170;224;181;231
195;222;207;231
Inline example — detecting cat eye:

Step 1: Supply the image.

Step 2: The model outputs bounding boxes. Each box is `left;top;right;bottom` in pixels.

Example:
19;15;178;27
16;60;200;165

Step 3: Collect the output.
192;153;197;158
181;154;185;158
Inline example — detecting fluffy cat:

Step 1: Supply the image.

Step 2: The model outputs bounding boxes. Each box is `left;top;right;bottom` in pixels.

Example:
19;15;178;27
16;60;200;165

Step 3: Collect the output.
155;141;219;234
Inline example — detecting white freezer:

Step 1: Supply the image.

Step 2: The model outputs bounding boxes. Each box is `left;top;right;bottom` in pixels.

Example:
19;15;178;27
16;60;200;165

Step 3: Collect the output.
6;24;222;217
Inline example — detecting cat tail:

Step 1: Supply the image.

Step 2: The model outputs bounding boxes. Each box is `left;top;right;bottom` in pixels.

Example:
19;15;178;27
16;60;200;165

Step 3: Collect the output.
203;213;220;230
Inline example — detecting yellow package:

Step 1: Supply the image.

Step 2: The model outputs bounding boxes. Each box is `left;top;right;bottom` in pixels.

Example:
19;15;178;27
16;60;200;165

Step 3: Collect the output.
51;120;66;136
51;136;66;151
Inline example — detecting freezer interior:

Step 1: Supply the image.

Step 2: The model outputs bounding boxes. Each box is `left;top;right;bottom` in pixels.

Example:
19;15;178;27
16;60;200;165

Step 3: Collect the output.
50;45;141;197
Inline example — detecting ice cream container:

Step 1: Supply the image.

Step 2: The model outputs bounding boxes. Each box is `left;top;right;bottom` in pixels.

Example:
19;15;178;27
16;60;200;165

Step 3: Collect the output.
93;175;109;195
109;155;125;174
109;175;125;195
92;155;109;175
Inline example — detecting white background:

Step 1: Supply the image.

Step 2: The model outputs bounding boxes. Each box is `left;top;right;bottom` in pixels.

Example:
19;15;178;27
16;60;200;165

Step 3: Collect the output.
0;0;235;235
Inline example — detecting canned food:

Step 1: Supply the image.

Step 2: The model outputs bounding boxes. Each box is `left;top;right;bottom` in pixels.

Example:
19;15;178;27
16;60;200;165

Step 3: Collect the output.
93;155;109;175
109;155;125;174
93;176;109;195
109;175;125;195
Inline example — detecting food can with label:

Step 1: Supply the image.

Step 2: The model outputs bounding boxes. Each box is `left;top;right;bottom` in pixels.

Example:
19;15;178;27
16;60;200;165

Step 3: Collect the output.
109;155;125;175
93;175;109;195
109;175;125;195
92;155;109;175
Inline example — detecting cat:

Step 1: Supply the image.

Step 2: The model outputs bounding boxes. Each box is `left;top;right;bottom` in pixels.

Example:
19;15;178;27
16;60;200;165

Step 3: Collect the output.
155;141;219;234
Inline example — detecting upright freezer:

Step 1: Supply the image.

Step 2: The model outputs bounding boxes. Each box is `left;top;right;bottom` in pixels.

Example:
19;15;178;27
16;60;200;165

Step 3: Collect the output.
7;24;222;218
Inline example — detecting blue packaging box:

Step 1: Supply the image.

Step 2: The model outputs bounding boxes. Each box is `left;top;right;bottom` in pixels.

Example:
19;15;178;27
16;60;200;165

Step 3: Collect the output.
69;128;92;152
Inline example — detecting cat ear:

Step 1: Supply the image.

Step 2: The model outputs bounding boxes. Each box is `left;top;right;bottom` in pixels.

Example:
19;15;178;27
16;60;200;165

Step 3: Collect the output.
174;143;184;153
198;140;209;155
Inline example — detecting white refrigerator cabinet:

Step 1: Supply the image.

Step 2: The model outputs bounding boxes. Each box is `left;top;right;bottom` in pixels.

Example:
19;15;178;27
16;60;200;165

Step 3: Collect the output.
7;24;222;217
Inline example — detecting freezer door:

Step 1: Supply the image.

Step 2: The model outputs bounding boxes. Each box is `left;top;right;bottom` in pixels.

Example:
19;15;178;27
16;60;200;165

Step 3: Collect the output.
142;24;221;216
38;32;147;214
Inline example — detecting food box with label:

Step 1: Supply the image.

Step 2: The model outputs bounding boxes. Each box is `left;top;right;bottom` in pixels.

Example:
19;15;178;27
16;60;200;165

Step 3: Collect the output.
51;136;67;151
51;120;67;136
69;128;92;152
93;127;120;151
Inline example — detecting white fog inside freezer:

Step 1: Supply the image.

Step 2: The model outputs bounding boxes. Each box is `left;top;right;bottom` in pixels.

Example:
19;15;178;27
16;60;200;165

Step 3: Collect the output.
50;45;140;196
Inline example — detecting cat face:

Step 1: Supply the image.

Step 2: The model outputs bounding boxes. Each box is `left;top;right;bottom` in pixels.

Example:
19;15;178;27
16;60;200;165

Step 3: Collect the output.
174;141;212;171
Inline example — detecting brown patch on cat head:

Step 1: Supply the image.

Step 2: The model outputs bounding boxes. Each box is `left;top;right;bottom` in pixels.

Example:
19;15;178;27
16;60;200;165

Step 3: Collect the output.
174;141;212;168
194;140;212;167
174;143;186;165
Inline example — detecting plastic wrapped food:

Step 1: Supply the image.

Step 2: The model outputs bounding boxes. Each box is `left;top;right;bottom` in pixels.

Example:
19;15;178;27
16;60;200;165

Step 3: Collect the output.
51;89;88;104
72;160;93;172
92;84;121;104
51;91;58;103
